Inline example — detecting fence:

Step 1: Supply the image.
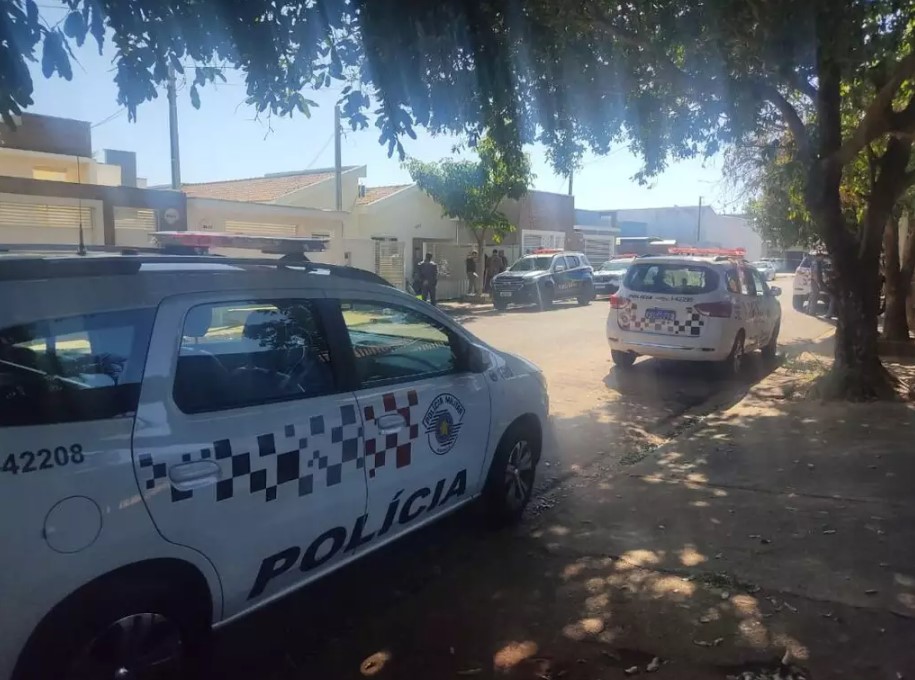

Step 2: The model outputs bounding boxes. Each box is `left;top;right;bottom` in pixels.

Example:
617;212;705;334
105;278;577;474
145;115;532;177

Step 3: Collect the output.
375;239;406;289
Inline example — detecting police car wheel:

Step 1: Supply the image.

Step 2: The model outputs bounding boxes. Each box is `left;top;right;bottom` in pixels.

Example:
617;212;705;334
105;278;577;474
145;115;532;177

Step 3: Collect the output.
577;284;593;306
14;577;209;680
483;426;538;527
611;350;636;368
493;299;508;311
538;286;554;310
719;332;745;378
762;322;779;359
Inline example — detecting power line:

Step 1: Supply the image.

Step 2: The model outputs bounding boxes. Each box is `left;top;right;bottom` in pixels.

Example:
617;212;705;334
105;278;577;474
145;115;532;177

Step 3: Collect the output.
91;108;125;128
306;132;335;169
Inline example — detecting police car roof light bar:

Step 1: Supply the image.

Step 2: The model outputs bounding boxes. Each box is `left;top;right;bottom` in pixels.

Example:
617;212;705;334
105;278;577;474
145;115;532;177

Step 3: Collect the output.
0;253;392;286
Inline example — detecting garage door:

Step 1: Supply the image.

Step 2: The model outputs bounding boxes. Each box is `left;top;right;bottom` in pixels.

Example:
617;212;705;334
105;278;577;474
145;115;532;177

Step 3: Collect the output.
0;200;97;244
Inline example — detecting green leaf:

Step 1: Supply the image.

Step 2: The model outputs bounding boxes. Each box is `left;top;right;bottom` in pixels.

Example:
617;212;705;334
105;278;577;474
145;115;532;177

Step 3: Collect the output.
63;11;87;46
190;84;200;109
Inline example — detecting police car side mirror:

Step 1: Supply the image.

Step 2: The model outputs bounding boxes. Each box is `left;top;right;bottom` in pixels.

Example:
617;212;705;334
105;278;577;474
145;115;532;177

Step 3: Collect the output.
465;343;490;373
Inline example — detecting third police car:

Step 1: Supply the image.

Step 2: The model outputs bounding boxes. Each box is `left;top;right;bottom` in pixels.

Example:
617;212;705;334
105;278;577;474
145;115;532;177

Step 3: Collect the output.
606;254;781;375
0;234;551;679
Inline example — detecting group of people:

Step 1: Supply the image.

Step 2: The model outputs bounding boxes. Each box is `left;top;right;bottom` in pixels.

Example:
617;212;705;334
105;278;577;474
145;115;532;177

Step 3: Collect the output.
465;249;510;296
409;246;513;306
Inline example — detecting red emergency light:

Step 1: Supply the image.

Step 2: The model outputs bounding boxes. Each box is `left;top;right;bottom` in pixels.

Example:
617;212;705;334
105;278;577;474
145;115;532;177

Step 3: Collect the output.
531;247;564;254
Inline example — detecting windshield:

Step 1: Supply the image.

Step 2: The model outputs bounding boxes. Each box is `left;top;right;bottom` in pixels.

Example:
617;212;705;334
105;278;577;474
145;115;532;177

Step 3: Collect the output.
510;256;554;272
600;259;635;272
752;261;770;269
624;263;719;295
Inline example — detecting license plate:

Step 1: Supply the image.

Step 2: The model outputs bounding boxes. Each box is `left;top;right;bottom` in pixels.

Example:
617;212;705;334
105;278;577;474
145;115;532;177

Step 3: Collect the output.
645;308;676;322
500;291;512;298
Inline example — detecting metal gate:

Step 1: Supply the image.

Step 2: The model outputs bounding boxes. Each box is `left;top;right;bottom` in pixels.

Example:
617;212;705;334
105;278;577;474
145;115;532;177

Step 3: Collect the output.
429;243;474;300
374;239;405;289
581;233;614;266
521;229;565;252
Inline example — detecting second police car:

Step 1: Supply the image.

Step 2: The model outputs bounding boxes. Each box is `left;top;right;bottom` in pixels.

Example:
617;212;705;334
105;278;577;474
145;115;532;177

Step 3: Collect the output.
0;234;553;679
490;249;595;310
606;255;781;375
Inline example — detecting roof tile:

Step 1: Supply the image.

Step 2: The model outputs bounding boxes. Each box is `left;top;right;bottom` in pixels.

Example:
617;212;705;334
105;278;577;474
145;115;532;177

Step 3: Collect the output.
182;171;335;202
356;184;412;205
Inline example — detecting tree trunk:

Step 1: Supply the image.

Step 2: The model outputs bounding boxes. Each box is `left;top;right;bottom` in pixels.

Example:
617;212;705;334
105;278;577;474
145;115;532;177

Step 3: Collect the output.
882;217;911;341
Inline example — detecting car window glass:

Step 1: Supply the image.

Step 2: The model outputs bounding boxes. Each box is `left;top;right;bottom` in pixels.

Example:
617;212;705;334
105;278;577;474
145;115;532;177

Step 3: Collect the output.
553;256;567;271
566;255;580;268
579;254;591;267
739;269;757;296
751;270;768;296
341;301;458;386
725;269;742;294
510;256;552;272
0;309;154;426
173;299;334;414
624;263;718;295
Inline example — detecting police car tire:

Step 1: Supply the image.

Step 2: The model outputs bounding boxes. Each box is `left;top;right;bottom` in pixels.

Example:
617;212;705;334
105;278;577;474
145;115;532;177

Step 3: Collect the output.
538;286;554;310
762;322;779;359
577;284;593;306
14;574;210;680
718;331;745;378
493;299;508;311
482;423;539;528
611;350;636;368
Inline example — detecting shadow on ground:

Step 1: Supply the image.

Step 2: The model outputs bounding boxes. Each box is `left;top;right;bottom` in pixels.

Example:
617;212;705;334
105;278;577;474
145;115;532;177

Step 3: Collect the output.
212;365;915;680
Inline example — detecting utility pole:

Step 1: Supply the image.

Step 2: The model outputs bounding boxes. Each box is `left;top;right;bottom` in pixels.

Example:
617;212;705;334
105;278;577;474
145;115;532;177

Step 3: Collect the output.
696;195;703;244
167;65;182;190
334;105;343;212
568;170;573;197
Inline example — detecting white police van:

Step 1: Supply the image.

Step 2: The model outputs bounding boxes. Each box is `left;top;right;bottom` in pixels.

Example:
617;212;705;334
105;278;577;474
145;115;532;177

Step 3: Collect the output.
0;235;551;679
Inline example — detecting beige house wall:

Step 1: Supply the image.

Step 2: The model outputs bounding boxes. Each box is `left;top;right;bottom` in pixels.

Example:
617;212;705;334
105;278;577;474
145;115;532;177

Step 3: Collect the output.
186;197;353;265
270;168;365;211
355;186;471;243
0;148;122;186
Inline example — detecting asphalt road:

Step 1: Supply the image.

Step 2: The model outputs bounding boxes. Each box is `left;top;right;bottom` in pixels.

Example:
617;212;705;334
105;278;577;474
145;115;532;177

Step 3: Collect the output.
214;275;836;680
455;275;833;481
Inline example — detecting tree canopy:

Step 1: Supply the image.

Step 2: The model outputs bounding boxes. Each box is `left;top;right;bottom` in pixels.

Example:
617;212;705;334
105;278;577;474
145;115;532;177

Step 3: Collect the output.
406;136;531;249
7;0;915;396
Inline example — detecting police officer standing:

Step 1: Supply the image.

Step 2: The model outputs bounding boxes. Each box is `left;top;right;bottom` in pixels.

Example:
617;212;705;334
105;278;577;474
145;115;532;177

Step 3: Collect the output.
466;250;478;295
419;253;439;306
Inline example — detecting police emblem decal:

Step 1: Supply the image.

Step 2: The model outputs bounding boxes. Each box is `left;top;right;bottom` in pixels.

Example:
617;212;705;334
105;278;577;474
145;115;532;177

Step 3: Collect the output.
422;393;465;455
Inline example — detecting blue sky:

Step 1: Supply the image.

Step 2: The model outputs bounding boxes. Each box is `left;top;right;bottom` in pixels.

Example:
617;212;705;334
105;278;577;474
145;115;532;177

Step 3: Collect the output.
26;19;733;212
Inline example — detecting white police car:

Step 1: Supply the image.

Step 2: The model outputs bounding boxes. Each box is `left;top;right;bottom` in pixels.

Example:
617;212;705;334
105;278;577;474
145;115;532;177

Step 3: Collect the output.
0;242;550;679
607;256;781;374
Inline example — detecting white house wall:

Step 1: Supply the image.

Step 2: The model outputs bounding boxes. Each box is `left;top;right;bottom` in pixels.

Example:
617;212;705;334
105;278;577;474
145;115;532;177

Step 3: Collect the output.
186;197;352;264
355;186;470;243
270;168;365;211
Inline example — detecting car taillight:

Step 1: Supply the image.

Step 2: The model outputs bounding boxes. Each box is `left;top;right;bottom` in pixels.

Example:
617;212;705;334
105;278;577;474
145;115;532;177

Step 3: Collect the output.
609;294;629;309
695;301;733;318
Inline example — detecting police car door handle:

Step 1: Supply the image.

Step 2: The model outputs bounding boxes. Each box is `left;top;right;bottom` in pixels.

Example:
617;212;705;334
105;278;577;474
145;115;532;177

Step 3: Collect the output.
376;413;406;434
168;460;221;490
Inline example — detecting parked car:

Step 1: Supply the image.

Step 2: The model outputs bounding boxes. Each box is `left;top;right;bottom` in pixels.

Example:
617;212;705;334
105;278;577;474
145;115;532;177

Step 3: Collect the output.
792;253;832;312
592;256;636;296
606;256;782;375
0;247;551;680
751;260;777;281
490;250;594;310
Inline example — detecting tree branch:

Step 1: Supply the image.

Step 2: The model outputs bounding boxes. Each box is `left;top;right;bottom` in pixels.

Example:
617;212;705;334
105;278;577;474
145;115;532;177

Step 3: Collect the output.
753;83;809;157
834;51;915;167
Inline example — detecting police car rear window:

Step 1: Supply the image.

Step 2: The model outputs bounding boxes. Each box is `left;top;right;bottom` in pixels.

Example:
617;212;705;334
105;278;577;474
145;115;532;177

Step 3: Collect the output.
624;263;719;295
0;308;154;427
